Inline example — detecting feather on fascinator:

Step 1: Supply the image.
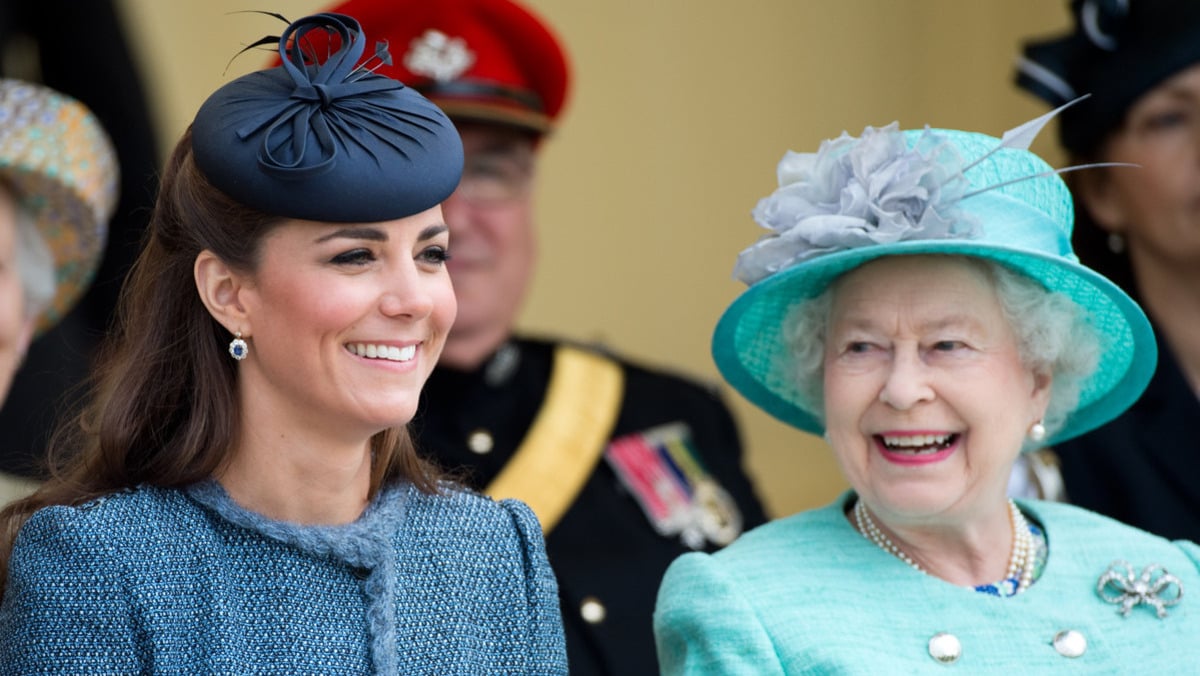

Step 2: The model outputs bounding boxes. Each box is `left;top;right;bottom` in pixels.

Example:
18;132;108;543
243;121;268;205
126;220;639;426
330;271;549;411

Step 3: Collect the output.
712;105;1155;448
191;12;463;222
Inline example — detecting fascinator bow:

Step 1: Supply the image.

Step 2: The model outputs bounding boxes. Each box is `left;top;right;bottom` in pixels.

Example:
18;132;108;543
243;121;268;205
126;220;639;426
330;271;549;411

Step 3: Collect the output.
191;11;463;223
234;13;438;180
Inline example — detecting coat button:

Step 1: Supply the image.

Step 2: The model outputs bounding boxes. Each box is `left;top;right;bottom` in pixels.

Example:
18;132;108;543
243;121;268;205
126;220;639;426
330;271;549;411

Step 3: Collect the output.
928;632;961;664
580;596;606;624
468;429;494;454
1053;629;1087;658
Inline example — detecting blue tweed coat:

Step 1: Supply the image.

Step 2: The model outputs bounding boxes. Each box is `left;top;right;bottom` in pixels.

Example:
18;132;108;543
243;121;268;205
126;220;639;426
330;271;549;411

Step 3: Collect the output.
655;493;1200;674
0;481;567;674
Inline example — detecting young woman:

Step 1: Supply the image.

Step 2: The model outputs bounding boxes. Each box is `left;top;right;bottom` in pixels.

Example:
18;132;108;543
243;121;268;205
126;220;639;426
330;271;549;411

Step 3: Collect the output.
0;14;566;674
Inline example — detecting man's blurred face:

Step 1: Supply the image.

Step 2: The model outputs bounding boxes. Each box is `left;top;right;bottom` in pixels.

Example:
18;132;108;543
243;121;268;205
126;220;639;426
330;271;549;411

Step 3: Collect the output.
439;123;538;366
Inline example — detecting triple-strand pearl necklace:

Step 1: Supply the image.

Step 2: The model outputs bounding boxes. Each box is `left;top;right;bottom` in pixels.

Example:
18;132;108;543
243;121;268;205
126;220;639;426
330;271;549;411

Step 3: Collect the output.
853;498;1036;594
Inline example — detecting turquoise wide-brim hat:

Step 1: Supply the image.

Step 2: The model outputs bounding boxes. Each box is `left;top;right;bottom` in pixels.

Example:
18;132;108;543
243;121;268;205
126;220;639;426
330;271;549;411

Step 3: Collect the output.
712;118;1156;448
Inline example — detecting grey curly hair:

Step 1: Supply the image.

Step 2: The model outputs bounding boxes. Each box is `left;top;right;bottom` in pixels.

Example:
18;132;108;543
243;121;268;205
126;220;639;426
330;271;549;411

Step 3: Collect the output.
782;255;1102;449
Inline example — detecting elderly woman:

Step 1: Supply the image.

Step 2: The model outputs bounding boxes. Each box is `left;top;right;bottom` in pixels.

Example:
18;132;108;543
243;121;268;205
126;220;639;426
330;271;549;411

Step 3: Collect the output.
0;14;566;673
1015;0;1200;540
0;80;117;504
653;112;1200;672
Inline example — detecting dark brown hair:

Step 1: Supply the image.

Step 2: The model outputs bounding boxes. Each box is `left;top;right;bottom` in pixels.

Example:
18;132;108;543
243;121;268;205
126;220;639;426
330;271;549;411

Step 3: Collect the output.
0;128;441;592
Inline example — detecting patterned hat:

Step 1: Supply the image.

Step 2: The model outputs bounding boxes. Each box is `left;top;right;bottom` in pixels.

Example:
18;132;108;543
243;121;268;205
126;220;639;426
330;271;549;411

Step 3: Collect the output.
0;79;118;334
313;0;570;135
1016;0;1200;155
712;108;1156;448
192;13;464;223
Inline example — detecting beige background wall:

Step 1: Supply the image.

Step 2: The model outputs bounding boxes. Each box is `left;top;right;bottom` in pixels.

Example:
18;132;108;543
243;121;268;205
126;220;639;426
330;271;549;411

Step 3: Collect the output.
116;0;1072;518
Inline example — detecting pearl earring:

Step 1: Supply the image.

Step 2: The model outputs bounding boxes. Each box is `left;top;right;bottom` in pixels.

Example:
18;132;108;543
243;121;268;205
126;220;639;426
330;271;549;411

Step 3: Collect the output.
1029;420;1046;443
1107;233;1126;254
228;331;248;361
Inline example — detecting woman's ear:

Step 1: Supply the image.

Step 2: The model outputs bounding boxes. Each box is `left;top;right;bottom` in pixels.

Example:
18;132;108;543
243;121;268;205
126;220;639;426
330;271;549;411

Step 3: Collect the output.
194;250;252;336
1031;368;1053;419
1074;167;1128;235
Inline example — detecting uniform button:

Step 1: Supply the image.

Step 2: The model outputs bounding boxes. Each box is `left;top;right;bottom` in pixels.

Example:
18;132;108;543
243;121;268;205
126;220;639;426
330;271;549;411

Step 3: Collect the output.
1053;629;1087;658
580;596;606;625
927;632;961;664
467;429;494;454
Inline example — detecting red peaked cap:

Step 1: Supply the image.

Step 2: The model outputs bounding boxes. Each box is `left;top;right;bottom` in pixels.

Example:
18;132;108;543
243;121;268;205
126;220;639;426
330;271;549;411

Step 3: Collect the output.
312;0;569;135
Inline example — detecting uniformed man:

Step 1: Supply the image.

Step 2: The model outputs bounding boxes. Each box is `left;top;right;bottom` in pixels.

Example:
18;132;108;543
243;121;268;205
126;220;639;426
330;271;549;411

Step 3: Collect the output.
319;1;769;672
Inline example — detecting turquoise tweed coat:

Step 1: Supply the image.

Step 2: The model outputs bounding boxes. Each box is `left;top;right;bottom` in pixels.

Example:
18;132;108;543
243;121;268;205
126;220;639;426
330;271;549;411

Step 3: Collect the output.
655;493;1200;674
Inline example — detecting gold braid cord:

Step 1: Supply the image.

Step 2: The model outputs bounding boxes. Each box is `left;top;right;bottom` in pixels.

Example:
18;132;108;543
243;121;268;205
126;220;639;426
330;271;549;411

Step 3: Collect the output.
485;346;624;533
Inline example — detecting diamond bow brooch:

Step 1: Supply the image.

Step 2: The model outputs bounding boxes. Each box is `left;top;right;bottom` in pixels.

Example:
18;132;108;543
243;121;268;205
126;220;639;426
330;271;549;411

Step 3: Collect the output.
1096;560;1183;619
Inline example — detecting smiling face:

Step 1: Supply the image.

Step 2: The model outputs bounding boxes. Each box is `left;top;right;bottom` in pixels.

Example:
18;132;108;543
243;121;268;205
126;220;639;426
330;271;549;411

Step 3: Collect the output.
233;206;456;441
821;256;1050;526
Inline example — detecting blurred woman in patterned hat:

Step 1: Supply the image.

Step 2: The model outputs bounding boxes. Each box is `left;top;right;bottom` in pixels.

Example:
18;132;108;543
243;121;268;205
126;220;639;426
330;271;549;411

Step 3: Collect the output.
0;79;117;505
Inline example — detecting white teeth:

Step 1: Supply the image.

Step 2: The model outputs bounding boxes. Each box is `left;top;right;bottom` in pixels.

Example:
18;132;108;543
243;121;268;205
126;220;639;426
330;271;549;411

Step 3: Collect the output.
881;434;952;448
350;343;417;362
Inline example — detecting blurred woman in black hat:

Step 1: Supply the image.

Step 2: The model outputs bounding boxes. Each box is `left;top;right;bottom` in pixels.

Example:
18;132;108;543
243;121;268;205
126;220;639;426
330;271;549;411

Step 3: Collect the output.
1016;0;1200;541
0;13;566;673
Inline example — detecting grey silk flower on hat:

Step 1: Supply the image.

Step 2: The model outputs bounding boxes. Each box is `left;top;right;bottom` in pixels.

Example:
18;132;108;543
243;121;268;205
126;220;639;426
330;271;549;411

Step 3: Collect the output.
731;101;1103;288
734;123;979;285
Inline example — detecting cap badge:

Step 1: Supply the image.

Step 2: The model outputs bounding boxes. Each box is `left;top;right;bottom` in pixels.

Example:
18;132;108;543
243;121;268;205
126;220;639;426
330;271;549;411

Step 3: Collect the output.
404;29;475;82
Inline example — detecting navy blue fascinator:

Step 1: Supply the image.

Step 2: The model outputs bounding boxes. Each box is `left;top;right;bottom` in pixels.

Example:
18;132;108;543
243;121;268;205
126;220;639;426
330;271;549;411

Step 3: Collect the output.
192;13;464;222
1016;0;1200;155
